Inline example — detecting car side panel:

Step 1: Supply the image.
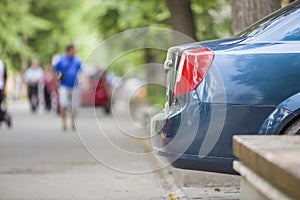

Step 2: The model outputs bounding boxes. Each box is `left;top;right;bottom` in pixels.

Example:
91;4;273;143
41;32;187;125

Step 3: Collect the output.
207;42;300;106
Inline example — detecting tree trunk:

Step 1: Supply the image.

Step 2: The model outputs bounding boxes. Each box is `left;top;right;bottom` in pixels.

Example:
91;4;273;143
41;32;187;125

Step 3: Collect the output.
232;0;281;35
21;57;28;73
166;0;197;43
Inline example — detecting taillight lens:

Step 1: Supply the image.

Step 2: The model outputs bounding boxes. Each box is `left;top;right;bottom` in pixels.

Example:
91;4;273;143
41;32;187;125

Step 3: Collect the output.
174;47;214;97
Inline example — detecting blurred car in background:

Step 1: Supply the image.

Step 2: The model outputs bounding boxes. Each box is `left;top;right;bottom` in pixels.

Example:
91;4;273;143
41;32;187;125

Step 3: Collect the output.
80;69;111;114
151;2;300;174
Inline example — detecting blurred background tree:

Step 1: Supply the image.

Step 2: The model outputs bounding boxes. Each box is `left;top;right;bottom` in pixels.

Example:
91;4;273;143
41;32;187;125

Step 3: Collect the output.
0;0;48;71
231;0;281;35
0;0;95;72
27;0;96;67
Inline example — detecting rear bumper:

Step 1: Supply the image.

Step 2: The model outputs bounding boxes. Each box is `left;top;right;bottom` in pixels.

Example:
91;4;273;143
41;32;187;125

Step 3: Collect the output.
151;94;237;174
151;92;275;174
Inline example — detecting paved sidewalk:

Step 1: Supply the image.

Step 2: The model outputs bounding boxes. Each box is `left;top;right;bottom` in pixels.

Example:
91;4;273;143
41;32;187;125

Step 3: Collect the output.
0;101;164;199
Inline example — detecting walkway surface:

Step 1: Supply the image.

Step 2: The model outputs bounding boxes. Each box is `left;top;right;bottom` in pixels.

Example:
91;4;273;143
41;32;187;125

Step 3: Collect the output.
0;101;165;199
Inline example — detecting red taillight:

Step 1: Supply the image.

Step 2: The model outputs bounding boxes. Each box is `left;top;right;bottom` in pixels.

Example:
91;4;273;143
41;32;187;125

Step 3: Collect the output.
174;47;214;97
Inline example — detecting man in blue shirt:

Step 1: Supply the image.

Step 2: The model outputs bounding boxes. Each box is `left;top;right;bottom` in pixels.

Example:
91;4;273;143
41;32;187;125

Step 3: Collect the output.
54;44;82;131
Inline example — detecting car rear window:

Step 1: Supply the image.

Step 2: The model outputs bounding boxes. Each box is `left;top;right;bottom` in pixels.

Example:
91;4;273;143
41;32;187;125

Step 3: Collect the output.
236;2;300;41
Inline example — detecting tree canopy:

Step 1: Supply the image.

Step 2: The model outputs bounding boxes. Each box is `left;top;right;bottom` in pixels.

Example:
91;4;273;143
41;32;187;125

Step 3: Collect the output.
0;0;95;71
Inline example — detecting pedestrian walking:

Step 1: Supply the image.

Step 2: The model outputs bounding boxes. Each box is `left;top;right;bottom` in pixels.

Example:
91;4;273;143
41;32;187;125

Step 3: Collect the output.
0;59;6;106
43;66;55;111
0;59;12;127
52;55;61;114
0;59;7;116
23;60;44;113
53;44;82;131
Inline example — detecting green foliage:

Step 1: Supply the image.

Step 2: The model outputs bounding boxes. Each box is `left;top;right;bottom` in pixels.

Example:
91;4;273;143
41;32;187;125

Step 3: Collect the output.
0;0;96;71
0;0;49;69
192;0;231;40
93;0;169;39
28;0;96;66
92;0;231;72
145;84;166;106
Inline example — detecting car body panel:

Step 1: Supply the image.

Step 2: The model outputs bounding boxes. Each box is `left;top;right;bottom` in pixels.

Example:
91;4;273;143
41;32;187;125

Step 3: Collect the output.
209;42;300;105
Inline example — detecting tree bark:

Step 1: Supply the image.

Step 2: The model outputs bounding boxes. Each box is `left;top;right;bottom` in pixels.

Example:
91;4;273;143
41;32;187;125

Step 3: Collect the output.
232;0;281;35
166;0;197;43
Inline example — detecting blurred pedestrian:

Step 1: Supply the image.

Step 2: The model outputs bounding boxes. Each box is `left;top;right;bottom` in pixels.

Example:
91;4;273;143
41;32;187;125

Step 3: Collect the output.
52;55;61;114
43;66;55;111
0;59;12;127
23;60;44;113
0;59;6;109
53;44;82;131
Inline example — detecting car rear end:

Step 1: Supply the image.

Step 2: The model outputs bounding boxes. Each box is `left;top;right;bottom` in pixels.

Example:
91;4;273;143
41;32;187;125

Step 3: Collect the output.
151;38;277;174
151;41;237;174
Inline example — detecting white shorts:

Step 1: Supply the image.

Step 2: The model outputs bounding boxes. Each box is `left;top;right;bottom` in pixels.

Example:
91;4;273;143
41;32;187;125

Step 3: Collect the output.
58;86;80;110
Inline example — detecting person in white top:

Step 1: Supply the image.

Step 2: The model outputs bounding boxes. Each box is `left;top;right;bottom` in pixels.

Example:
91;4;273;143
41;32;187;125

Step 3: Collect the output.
23;60;44;112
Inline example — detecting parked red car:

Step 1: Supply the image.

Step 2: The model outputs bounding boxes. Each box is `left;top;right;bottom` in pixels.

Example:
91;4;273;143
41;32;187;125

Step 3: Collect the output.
80;70;111;113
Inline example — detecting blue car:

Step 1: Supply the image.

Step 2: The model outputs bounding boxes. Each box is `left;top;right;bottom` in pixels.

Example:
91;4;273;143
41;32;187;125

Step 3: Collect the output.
151;2;300;174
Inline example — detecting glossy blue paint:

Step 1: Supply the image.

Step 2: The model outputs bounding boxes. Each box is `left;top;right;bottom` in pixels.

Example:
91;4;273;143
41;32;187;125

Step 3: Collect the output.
151;2;300;174
210;43;300;105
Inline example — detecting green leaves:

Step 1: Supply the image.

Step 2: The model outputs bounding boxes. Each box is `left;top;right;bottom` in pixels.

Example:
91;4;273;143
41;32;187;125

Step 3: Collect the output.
0;0;42;67
0;0;96;71
192;0;231;40
94;0;169;38
28;0;96;65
